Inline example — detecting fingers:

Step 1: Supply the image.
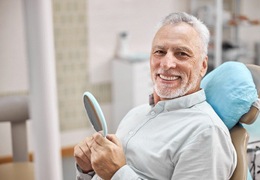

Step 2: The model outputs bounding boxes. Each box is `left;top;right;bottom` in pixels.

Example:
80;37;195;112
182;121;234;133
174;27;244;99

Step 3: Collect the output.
92;132;120;144
106;134;121;146
90;133;126;179
74;136;93;168
75;155;90;172
92;133;121;149
92;132;106;145
91;133;123;157
73;133;122;174
74;143;89;163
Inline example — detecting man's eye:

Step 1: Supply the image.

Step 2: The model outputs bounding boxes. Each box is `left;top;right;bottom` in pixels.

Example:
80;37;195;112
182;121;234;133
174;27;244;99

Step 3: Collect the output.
154;50;165;55
176;52;189;56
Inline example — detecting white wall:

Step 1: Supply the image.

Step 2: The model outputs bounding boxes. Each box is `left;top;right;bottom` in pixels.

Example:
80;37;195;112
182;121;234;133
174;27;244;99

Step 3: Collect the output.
88;0;189;84
0;0;28;93
239;0;260;63
0;0;29;157
0;0;189;156
1;0;259;157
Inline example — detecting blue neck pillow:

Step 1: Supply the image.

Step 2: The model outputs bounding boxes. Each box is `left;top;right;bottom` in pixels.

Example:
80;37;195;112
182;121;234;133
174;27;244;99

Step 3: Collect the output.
201;61;258;129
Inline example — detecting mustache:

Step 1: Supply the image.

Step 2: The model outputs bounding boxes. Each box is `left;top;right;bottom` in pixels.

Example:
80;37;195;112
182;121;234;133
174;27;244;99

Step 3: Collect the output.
156;69;183;76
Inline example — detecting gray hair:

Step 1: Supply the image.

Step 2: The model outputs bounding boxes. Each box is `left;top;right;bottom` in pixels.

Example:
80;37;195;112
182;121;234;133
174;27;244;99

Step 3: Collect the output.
157;12;210;58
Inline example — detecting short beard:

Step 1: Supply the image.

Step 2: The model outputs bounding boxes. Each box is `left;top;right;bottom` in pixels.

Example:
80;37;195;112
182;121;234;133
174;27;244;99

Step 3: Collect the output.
153;72;201;99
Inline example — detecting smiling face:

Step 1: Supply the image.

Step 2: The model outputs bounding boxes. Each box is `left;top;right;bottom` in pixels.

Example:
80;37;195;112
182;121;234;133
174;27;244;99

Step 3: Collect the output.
150;23;208;100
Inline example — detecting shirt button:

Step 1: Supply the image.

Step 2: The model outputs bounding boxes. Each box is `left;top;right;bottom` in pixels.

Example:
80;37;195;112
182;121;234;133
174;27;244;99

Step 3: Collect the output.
77;175;82;180
151;111;156;115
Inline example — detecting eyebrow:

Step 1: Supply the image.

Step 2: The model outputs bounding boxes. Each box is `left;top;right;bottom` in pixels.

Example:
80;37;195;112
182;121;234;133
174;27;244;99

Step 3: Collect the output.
152;45;165;50
152;45;194;55
174;46;193;54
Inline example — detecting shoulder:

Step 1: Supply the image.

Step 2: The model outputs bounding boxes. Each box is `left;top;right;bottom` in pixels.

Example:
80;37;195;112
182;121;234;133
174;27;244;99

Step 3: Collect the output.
195;101;230;131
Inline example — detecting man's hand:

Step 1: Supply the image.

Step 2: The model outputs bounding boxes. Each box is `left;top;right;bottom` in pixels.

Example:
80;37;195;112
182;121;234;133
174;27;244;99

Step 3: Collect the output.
91;133;126;180
74;136;94;173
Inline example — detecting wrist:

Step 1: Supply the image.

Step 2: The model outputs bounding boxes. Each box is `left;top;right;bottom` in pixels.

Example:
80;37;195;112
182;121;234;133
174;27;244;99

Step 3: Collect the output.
82;169;94;174
76;164;94;174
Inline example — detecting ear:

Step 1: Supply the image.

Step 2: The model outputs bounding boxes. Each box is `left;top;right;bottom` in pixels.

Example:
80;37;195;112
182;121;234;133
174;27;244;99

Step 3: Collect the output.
200;56;208;77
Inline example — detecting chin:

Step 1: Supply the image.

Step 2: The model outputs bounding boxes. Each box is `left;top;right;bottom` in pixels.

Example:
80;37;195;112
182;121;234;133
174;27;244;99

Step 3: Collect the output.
154;85;186;99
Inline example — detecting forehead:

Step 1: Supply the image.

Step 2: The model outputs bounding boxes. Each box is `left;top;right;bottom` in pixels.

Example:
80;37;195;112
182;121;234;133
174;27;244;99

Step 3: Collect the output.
152;23;201;49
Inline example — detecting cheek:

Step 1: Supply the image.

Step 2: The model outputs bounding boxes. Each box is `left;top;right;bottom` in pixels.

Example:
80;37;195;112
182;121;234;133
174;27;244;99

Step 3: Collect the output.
150;60;154;81
150;59;158;73
150;58;155;67
150;57;161;68
183;64;197;81
189;67;201;83
150;60;160;83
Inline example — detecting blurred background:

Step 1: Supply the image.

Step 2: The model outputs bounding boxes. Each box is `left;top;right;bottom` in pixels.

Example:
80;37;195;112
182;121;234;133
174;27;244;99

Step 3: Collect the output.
0;0;259;179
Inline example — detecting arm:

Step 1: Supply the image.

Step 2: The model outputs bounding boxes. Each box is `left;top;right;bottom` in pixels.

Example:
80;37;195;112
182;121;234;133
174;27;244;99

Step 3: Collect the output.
91;133;148;180
75;164;94;180
74;136;95;180
90;133;126;180
171;127;237;180
111;165;146;180
74;133;145;180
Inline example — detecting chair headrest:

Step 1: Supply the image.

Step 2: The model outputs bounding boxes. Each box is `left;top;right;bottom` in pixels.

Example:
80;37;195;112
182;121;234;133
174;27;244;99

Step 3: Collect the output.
246;64;260;96
201;61;259;129
239;64;260;125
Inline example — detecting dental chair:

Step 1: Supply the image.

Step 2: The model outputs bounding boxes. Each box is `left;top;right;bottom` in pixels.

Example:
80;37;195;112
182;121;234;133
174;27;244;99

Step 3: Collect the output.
0;95;34;180
201;62;260;180
230;64;260;180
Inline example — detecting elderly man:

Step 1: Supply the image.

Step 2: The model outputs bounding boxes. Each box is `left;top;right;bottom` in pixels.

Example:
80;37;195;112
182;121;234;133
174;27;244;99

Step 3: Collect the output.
74;12;237;180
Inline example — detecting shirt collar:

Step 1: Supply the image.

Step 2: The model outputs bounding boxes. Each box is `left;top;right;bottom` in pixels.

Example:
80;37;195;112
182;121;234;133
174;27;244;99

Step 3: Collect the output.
150;89;206;112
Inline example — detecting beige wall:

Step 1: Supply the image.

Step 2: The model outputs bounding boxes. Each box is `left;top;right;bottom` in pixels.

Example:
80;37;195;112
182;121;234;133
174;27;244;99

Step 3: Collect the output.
53;0;90;131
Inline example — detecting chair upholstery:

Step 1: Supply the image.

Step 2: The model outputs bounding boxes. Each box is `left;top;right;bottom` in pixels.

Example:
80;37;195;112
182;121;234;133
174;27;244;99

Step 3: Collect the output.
230;125;250;180
0;95;30;162
230;64;260;180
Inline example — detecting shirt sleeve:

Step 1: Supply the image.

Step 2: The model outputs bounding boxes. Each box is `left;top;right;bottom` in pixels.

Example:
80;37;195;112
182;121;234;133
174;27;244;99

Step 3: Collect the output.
171;126;237;180
75;164;95;180
111;165;145;180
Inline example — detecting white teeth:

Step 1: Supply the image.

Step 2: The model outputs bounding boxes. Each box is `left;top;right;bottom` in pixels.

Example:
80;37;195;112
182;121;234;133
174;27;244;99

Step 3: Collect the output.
159;74;179;81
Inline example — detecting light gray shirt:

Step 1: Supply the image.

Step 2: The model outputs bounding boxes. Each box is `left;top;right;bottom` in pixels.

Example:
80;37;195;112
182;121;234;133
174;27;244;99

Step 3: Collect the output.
76;90;237;180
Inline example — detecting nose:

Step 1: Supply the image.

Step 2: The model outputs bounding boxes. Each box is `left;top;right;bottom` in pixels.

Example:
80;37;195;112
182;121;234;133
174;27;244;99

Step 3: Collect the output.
160;53;177;70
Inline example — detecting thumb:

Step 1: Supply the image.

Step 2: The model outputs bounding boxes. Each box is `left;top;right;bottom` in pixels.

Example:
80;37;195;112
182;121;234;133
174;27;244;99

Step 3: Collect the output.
106;134;121;146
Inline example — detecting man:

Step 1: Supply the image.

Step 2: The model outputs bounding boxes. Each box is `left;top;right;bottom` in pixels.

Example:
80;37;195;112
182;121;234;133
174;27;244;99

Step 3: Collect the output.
74;12;237;180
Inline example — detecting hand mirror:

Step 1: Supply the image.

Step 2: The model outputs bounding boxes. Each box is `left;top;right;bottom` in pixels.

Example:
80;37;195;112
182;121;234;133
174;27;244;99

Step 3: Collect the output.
83;92;108;136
